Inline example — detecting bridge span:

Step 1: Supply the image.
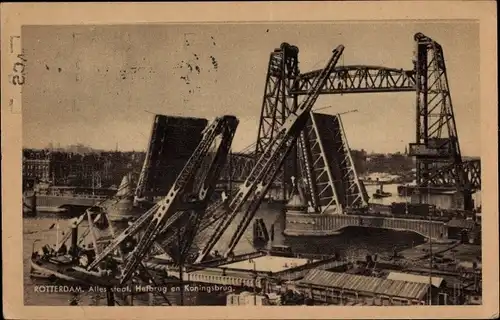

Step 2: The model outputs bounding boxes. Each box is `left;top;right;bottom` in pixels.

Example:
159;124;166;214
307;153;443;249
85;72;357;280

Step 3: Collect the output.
284;213;451;240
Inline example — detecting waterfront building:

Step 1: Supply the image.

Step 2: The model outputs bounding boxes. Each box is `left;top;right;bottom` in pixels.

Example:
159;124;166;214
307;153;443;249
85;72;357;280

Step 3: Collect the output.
296;269;434;305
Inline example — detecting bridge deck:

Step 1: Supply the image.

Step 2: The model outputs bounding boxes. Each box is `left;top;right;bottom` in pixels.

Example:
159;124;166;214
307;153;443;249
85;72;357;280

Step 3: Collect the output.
284;213;453;240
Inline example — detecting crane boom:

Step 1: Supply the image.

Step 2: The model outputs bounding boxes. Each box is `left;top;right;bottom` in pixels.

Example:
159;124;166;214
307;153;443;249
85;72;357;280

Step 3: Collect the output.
117;116;237;283
150;197;227;257
195;45;345;263
87;203;160;270
86;116;237;277
171;119;238;260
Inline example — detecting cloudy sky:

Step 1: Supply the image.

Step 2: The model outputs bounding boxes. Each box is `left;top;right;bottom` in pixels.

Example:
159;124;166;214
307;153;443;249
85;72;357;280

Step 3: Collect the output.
22;21;479;156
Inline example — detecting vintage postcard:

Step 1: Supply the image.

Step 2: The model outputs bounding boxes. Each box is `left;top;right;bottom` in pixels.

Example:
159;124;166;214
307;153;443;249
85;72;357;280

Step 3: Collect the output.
1;2;498;319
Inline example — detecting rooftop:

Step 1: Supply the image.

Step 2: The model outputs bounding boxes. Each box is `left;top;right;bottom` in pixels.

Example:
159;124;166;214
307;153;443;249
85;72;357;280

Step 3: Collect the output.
219;255;316;273
299;269;430;301
386;271;444;288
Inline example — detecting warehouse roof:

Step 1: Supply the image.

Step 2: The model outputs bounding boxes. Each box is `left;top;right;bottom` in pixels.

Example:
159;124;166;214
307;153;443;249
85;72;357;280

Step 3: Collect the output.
386;271;444;288
299;269;430;301
374;278;429;300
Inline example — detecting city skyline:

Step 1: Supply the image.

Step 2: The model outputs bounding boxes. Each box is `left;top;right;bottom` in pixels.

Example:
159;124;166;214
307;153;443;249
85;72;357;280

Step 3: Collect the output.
22;143;481;161
23;22;480;156
20;141;395;155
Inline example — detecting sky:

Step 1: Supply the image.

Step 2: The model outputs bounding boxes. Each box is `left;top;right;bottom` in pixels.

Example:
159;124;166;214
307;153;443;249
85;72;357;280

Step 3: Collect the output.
22;22;480;156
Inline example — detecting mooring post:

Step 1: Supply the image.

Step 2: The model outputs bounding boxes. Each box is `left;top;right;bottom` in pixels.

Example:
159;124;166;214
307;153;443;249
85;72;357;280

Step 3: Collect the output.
31;190;38;216
178;228;185;306
127;290;134;306
106;289;115;306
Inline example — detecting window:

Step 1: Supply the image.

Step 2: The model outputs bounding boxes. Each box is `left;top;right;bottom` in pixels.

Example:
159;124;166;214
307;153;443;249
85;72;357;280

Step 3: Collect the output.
392;298;406;305
381;296;391;306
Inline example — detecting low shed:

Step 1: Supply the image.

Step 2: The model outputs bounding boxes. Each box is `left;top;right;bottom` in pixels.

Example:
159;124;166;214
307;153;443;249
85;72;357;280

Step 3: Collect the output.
298;269;430;305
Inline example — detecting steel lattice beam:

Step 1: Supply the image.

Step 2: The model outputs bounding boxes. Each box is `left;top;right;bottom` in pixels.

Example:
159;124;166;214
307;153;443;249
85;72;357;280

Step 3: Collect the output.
464;160;481;191
329;114;369;208
293;66;415;95
422;159;481;192
220;153;255;182
298;113;369;214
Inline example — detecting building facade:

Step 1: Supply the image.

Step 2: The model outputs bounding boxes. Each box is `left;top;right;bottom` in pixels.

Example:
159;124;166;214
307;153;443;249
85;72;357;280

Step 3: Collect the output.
23;159;51;182
23;148;145;188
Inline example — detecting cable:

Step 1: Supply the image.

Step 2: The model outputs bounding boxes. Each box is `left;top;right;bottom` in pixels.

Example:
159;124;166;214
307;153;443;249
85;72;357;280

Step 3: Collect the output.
239;142;257;154
309;56;328;72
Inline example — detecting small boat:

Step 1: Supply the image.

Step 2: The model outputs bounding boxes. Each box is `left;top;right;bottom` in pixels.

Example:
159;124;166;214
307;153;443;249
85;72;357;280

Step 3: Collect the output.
372;183;392;199
268;245;295;257
372;190;392;199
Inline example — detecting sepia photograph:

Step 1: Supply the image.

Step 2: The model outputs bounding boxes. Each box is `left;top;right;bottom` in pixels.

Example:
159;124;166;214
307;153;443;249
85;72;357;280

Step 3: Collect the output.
2;2;498;319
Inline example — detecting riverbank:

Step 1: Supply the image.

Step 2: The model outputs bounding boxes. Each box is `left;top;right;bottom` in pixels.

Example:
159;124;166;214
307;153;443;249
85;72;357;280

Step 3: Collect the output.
398;240;460;261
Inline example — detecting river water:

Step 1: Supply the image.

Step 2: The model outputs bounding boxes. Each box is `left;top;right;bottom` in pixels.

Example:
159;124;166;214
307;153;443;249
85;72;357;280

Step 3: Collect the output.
364;183;408;205
364;183;482;208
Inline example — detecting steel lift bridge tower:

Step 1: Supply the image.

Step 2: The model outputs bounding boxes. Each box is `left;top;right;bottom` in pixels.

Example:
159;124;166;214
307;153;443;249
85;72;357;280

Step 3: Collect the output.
409;33;481;209
252;33;480;212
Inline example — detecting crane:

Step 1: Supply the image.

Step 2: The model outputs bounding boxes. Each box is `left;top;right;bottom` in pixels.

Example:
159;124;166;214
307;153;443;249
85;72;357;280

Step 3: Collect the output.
194;44;345;263
86;115;238;284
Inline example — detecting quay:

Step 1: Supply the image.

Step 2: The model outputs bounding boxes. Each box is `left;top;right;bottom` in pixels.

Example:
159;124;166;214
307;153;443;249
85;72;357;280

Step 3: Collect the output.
144;251;350;290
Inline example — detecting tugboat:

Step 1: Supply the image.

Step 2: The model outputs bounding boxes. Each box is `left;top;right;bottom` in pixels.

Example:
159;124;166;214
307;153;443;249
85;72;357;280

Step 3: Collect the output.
372;182;392;199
